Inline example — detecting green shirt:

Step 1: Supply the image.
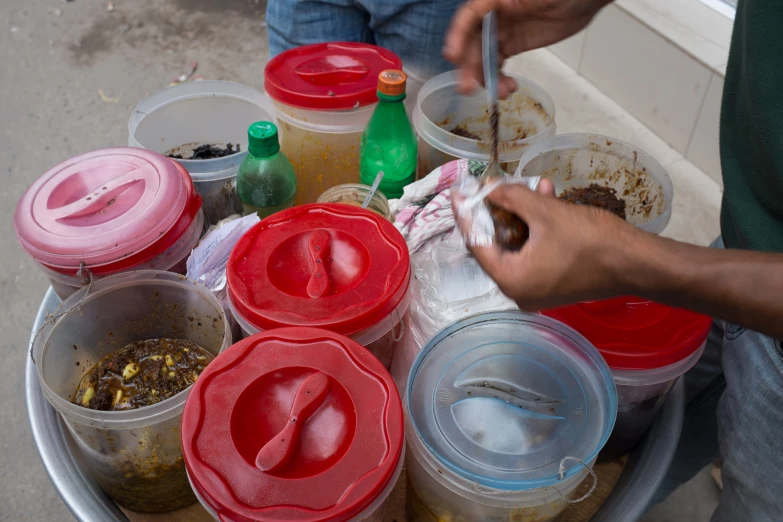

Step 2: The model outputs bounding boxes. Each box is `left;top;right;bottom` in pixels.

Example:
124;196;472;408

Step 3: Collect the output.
720;0;783;251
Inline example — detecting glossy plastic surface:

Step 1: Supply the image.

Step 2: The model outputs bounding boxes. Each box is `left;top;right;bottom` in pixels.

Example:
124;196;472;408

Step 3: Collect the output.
182;327;403;521
264;42;401;110
32;272;232;512
237;143;297;218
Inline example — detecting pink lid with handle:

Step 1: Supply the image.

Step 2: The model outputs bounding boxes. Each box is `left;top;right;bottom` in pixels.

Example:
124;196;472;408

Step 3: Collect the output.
15;147;194;271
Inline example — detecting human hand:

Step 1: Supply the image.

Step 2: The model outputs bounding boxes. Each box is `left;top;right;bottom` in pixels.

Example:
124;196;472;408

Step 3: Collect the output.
444;0;612;97
452;180;643;311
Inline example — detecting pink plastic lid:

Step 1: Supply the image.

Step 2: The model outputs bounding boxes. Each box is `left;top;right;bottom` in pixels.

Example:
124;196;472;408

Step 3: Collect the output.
15;147;199;273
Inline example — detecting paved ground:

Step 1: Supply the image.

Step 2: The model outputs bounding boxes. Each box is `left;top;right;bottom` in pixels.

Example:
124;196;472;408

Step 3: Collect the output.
0;1;720;521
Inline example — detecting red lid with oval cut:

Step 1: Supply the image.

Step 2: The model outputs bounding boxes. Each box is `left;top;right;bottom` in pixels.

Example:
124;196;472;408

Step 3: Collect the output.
182;327;404;521
14;147;201;274
542;297;712;370
264;42;402;110
227;204;410;336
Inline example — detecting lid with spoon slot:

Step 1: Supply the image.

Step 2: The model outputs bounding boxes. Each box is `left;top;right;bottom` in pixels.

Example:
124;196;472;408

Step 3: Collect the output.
181;327;404;521
406;310;617;490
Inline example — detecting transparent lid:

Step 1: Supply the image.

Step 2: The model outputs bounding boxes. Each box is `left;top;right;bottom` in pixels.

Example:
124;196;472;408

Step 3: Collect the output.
406;311;617;490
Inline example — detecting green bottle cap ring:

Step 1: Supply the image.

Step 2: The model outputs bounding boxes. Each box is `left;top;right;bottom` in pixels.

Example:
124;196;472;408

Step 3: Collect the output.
247;121;280;157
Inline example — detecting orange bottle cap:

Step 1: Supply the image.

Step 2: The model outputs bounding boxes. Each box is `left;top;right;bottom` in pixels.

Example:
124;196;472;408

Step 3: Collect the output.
378;70;407;97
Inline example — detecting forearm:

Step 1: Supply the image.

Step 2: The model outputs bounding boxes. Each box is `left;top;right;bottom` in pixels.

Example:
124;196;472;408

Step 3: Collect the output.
619;232;783;339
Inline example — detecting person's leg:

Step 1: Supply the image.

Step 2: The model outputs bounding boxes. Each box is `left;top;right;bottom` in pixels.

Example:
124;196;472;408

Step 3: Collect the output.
710;326;783;521
360;0;462;107
267;0;372;57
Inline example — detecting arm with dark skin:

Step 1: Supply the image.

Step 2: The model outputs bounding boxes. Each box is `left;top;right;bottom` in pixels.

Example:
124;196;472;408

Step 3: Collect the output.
454;183;783;340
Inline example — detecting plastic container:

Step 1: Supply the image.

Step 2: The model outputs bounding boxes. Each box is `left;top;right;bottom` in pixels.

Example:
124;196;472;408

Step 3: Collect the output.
515;134;674;233
317;183;392;220
227;204;410;368
31;271;232;512
405;311;617;522
543;297;711;457
413;71;556;177
181;327;404;521
264;42;402;205
15;147;203;300
128;81;275;227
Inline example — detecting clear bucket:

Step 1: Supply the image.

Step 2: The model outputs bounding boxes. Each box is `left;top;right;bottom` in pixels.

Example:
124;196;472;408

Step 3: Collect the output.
412;71;556;177
515;134;674;233
228;284;411;370
271;99;376;205
32;271;232;512
128;81;275;228
42;209;204;301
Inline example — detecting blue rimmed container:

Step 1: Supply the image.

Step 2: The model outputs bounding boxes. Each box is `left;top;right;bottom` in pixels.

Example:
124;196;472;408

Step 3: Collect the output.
404;310;617;522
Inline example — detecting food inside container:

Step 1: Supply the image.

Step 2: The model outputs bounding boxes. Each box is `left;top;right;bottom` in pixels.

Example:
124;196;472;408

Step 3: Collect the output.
73;339;213;411
32;271;232;512
317;183;391;220
405;311;617;522
14;147;203;301
265;42;402;204
227;204;411;369
413;71;556;177
516;133;673;233
181;327;404;521
129;81;275;227
543;297;711;457
559;183;627;220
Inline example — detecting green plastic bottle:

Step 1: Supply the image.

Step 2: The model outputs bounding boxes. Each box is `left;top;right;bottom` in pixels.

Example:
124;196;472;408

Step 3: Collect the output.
359;70;417;199
237;121;297;219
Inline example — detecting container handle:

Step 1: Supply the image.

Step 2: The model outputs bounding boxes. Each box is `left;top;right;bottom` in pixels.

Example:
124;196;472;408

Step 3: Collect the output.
555;456;598;504
306;230;332;298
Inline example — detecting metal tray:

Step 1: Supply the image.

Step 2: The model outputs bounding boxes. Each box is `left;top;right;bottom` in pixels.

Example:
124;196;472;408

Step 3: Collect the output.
26;287;685;521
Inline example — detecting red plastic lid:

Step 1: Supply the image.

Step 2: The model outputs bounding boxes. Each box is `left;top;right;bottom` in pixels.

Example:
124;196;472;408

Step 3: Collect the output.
264;42;402;110
542;297;712;370
14;147;201;274
227;204;410;336
182;327;404;521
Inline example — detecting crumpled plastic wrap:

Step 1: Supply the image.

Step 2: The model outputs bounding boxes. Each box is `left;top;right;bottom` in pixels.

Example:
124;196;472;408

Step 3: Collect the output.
452;163;540;248
390;228;516;394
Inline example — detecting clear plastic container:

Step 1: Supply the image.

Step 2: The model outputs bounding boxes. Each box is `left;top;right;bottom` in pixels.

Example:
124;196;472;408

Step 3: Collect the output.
413;71;556;177
128;81;275;228
264;43;402;205
181;327;404;521
317;183;392;220
32;271;232;512
15;148;203;301
405;311;617;522
226;204;411;369
41;209;204;300
543;297;711;457
515;134;674;233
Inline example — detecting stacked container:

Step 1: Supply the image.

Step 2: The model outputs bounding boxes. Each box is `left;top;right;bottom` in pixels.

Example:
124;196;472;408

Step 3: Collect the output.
264;42;402;204
227;204;410;369
182;327;404;521
15;148;203;300
544;297;711;457
406;311;617;522
32;271;232;512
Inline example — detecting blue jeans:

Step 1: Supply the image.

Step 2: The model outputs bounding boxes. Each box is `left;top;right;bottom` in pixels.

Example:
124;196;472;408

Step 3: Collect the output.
654;237;783;521
266;0;461;106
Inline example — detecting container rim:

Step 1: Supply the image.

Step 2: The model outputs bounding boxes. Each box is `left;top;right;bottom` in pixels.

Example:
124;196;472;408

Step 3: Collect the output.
33;271;232;430
405;310;617;491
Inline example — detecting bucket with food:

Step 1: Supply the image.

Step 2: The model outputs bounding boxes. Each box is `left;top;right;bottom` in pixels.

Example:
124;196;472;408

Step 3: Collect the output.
181;327;404;521
226;204;410;369
31;271;232;512
413;71;556;177
128;81;275;227
15;147;203;300
543;297;711;457
515;134;673;233
264;42;402;205
405;311;617;522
